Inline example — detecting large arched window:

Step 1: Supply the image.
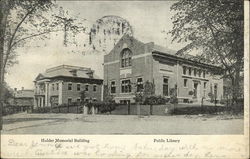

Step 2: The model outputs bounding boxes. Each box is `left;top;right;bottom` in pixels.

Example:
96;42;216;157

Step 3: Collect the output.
121;49;132;68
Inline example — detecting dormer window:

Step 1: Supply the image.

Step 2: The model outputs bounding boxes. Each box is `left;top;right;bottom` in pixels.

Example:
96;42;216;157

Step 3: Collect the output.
70;69;77;76
87;71;94;78
121;49;132;68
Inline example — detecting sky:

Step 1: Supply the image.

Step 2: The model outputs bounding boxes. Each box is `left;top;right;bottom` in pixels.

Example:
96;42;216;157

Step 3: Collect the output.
5;1;186;90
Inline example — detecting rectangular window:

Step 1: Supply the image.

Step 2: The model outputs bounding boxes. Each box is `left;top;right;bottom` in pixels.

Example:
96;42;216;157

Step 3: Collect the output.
204;82;207;89
183;66;187;75
203;70;206;78
77;98;81;103
52;84;54;91
198;70;202;77
111;81;116;93
163;77;169;96
121;79;131;93
184;79;188;87
68;98;72;104
68;83;72;90
85;84;89;91
56;83;59;90
93;85;97;92
77;84;81;91
189;67;192;75
137;77;143;92
194;68;197;76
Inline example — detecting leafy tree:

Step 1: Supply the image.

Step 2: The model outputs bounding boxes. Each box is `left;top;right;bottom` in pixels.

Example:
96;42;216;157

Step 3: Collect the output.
169;0;244;109
80;90;86;105
142;81;155;115
0;0;85;129
2;82;14;106
143;81;155;100
103;84;114;102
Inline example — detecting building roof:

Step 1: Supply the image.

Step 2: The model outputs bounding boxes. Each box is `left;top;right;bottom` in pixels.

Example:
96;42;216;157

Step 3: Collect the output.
152;44;176;55
150;43;221;68
35;65;102;81
15;89;34;98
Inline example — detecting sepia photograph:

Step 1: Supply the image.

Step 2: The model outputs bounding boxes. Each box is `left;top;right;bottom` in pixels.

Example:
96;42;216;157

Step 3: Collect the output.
0;0;249;158
0;0;246;135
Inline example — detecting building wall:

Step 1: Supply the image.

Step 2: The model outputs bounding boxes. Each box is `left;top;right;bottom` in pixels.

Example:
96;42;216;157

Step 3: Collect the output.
14;98;34;106
152;57;177;97
104;36;154;103
104;36;224;103
34;79;103;107
61;82;102;104
153;59;224;102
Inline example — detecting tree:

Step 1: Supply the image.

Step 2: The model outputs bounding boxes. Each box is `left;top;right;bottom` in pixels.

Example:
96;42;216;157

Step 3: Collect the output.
2;82;14;106
169;84;178;112
103;85;114;102
169;0;244;110
142;81;155;115
0;0;85;129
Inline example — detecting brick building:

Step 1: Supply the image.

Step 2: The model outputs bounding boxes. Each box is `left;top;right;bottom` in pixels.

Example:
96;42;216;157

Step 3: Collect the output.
104;35;224;104
13;87;34;107
34;65;103;108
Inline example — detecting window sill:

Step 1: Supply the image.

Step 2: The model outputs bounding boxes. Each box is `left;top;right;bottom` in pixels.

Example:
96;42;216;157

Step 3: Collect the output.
120;92;132;95
182;74;207;80
120;67;132;70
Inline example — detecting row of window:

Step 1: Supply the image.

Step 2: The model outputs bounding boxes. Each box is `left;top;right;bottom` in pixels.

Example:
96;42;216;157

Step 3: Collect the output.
51;83;59;91
67;83;97;92
67;98;97;104
110;77;144;94
50;83;97;92
183;78;207;89
183;66;206;78
109;77;209;97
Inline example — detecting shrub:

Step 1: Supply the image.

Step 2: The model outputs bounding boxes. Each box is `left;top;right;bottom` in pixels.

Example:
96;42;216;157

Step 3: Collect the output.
57;103;68;108
87;101;117;113
144;95;167;105
32;107;51;113
188;91;194;96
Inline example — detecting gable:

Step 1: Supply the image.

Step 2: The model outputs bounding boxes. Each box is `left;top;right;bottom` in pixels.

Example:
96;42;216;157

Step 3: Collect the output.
35;73;46;81
104;35;150;63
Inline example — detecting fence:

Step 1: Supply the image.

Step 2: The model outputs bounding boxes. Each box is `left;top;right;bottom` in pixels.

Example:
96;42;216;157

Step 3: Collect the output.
111;104;172;115
3;105;32;116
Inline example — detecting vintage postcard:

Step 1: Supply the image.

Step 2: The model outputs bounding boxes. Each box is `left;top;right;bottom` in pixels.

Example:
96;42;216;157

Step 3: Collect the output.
0;0;249;158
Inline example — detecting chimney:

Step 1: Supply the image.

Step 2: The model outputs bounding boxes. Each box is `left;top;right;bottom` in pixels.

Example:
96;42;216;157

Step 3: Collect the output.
69;69;77;77
14;88;17;91
87;70;94;78
21;87;24;90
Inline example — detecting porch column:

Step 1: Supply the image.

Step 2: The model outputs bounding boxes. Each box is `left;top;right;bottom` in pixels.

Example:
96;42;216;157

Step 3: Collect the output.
37;97;40;107
44;82;49;107
58;81;63;105
34;97;37;109
41;97;44;107
101;84;104;101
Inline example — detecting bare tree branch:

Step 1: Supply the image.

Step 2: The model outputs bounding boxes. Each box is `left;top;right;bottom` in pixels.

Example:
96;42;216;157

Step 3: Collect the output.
3;4;37;70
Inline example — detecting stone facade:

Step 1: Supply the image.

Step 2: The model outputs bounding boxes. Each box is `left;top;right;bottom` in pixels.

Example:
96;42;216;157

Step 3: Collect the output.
104;35;224;104
34;65;103;108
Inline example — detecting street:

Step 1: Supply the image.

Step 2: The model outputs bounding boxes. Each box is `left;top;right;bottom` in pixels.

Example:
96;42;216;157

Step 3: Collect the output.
1;112;244;134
